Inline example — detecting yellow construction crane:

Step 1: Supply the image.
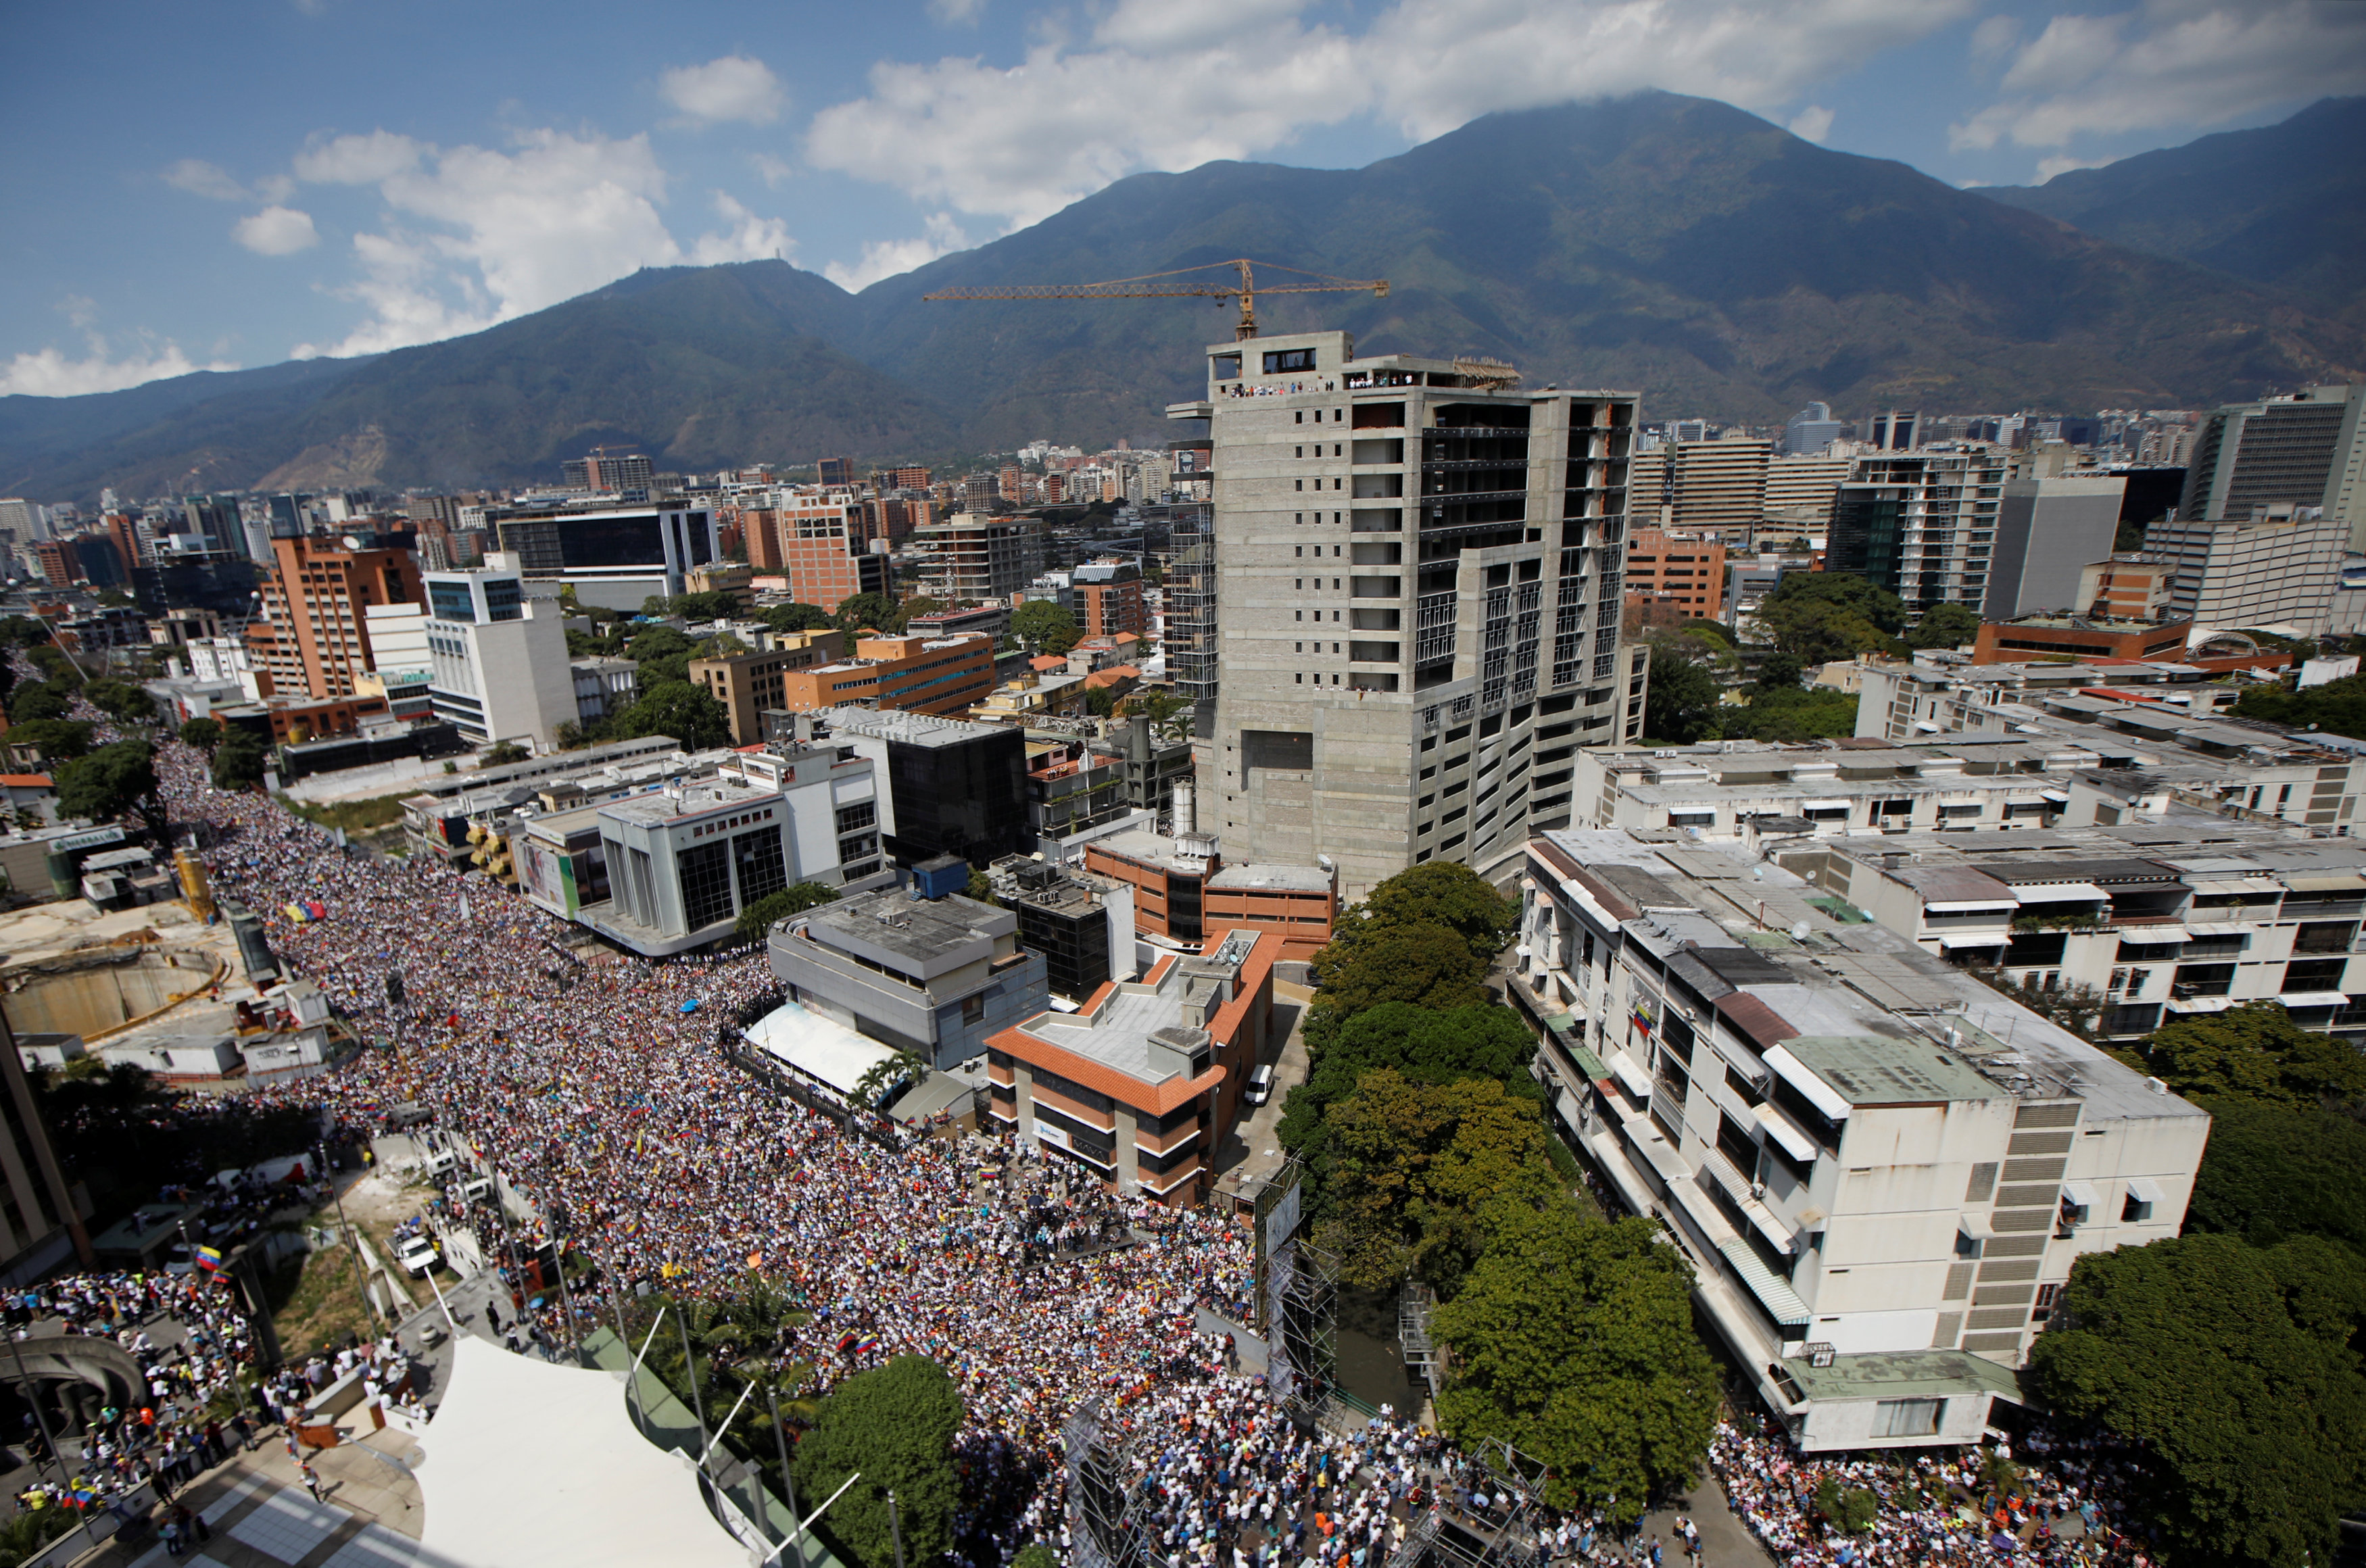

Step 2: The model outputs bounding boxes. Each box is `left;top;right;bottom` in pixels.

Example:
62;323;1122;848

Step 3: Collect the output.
923;257;1388;341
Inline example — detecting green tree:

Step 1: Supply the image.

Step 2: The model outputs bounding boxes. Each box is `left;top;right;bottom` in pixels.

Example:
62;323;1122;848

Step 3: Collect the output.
1343;860;1520;965
178;716;223;754
765;602;836;634
667;590;744;622
963;868;1000;908
6;718;95;762
1011;1546;1057;1568
480;740;531;766
1903;600;1980;652
854;1050;930;1111
1814;1477;1881;1534
1308;921;1492;1032
1279;1002;1539;1169
1318;1070;1566;1290
2031;1232;2366;1567
2183;1100;2366;1254
1643;641;1720;744
0;616;53;648
82;679;157;724
212;729;271;791
6;681;71;724
55;741;166;839
1752;651;1806;691
1722;686;1860;743
792;1356;963;1568
2231;672;2366;740
625;623;700;687
834;591;901;633
734;882;842;942
2112;1002;2366;1108
1756;573;1904;664
1432;1206;1720;1525
612;681;734;750
1010;599;1082;654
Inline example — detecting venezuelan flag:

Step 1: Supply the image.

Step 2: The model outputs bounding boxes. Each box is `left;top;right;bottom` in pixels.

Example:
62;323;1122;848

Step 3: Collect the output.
193;1245;223;1273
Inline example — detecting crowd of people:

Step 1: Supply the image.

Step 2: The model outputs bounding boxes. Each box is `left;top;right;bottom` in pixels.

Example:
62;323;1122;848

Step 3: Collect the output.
1710;1415;2154;1567
0;702;2178;1567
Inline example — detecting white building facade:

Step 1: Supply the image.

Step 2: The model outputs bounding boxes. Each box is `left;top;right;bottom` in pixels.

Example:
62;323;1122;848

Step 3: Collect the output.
422;564;577;751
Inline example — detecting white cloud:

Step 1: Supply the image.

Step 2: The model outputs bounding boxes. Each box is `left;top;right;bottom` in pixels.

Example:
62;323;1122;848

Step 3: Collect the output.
234;205;320;255
1787;104;1835;143
660;55;786;125
1950;0;2366;153
823;213;970;291
294;129;424;184
751;153;797;189
927;0;986;24
687;192;796;264
805;0;1977;229
1969;14;2021;62
2034;153;2117;180
57;295;97;330
287;127;798;358
0;333;236;397
164;158;249;201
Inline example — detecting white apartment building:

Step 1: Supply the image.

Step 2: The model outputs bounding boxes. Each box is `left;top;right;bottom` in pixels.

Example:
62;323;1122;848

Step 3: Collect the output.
1172;330;1647;896
1516;829;2208;1450
2140;506;2346;636
1774;822;2366;1046
422;564;577;752
1854;655;2366;836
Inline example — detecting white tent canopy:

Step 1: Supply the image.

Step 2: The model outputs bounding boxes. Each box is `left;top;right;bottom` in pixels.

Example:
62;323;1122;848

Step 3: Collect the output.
746;1000;901;1099
420;1334;746;1568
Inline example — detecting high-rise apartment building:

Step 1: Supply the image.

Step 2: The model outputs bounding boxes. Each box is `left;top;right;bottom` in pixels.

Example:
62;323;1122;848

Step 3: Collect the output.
690;631;848;745
1071;560;1147;637
2179;385;2366;547
816;456;856;489
1763;454;1855;527
1164;504;1219;742
253;535;426;700
1783;401;1844;455
487;501;719;611
561;449;655;495
1622;529;1726;619
913;514;1039;603
2141;508;2345;635
1656;439;1774;534
1827;448;2010;612
1181;330;1646;896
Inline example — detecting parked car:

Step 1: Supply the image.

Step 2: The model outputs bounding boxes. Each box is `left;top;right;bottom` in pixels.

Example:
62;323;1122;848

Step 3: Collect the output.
395;1231;441;1278
1244;1064;1276;1106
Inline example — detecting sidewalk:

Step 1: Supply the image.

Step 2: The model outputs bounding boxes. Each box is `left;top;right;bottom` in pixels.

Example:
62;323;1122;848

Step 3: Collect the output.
68;1429;425;1568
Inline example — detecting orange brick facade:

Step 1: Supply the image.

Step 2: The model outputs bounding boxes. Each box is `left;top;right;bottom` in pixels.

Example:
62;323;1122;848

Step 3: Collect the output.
773;633;996;716
1622;528;1726;620
256;537;425;700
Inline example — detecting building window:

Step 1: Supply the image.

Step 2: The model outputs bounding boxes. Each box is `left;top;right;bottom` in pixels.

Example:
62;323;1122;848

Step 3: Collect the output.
1871;1398;1944;1439
678;839;735;931
835;801;877;835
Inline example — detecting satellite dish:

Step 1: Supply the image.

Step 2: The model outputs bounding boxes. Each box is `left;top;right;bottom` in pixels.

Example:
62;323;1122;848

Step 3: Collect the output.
1789;920;1811;941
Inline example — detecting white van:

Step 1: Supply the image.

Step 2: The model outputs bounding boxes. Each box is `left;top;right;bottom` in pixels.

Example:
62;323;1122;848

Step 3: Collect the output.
1244;1064;1277;1106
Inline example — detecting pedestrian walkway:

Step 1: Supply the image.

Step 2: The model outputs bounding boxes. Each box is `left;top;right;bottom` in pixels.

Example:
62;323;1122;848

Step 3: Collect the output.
78;1432;424;1568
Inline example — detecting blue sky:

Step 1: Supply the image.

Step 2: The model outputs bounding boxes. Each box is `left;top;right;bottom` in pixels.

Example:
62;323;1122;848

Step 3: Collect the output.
4;0;2361;397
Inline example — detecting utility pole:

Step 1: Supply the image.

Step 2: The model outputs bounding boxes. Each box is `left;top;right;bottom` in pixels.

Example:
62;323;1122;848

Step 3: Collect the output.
889;1488;906;1568
767;1381;805;1568
675;1305;710;1458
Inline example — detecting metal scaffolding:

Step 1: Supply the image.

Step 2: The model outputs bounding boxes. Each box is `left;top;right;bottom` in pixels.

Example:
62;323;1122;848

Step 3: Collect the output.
1398;1281;1441;1398
1064;1399;1149;1568
1384;1438;1552;1568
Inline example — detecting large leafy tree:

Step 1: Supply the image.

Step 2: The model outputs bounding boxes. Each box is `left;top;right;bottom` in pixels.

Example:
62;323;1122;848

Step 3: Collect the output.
1642;641;1720;744
834;591;902;634
764;602;836;634
1433;1206;1718;1526
1756;573;1904;664
1345;861;1519;964
1318;1069;1564;1291
612;681;733;751
177;717;223;754
1279;1002;1539;1170
6;681;72;724
735;883;842;942
1010;599;1082;654
82;679;157;725
2231;672;2366;741
212;729;272;791
2183;1100;2366;1254
1308;921;1492;1033
55;740;167;839
1902;600;1980;651
7;718;95;763
2031;1232;2366;1567
1723;686;1859;743
792;1356;963;1568
2112;1002;2366;1108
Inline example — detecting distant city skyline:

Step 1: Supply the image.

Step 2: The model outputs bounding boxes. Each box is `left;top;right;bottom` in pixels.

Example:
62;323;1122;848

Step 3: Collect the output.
3;0;2360;399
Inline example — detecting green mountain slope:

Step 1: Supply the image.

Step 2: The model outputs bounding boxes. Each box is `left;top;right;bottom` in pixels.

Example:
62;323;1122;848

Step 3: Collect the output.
7;91;2360;501
1983;98;2366;327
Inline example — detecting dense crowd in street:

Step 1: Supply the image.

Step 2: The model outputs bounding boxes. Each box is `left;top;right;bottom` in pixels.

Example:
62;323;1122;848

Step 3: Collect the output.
0;702;2176;1567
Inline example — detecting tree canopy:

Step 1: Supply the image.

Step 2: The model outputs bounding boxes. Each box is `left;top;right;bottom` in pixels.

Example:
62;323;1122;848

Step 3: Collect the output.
1432;1206;1720;1525
2112;1002;2366;1108
834;591;902;634
1722;685;1859;743
177;717;222;754
1011;599;1082;654
2231;671;2366;740
6;681;72;725
1756;572;1904;663
792;1356;964;1568
212;729;271;791
1278;1002;1539;1171
1345;860;1519;962
1316;1069;1565;1292
610;680;733;750
2030;1231;2366;1567
764;602;836;634
664;590;744;622
2184;1099;2366;1255
82;679;157;724
7;718;95;763
1902;600;1980;652
1642;641;1720;745
1306;862;1514;1052
55;741;166;839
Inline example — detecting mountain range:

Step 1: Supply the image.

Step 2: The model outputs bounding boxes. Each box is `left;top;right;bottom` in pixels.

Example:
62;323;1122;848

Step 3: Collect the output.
6;91;2362;504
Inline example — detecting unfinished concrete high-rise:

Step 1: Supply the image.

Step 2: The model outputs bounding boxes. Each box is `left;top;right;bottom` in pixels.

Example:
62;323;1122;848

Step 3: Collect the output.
1172;331;1646;898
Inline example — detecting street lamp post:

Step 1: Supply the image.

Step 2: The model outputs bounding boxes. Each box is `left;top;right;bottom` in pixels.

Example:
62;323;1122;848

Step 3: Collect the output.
6;1333;97;1557
767;1381;805;1568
